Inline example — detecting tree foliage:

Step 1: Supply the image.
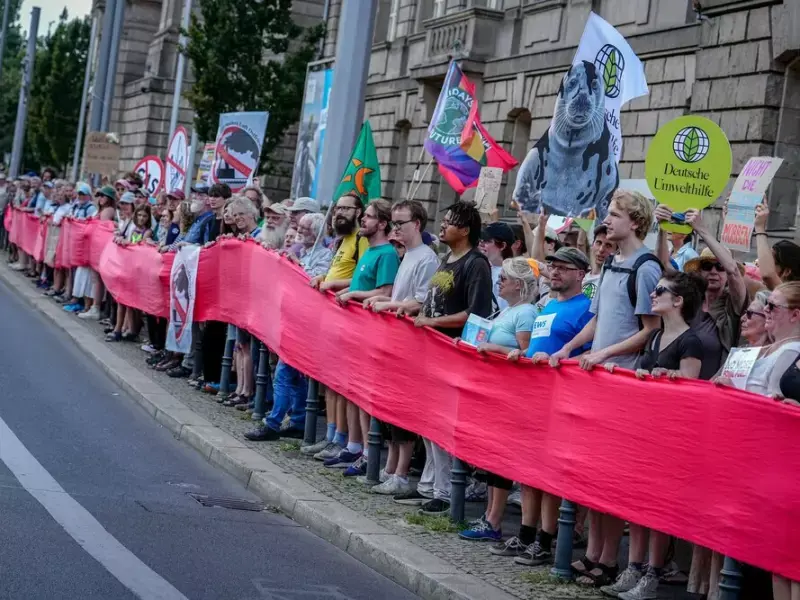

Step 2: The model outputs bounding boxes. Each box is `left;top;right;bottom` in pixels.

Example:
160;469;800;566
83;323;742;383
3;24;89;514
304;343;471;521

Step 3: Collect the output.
184;0;323;173
26;10;91;172
0;0;25;161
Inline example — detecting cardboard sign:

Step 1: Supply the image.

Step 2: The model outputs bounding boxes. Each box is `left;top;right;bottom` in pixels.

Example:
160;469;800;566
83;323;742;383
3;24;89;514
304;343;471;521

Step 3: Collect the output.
165;126;189;194
82;132;121;175
461;314;493;347
645;115;732;234
720;346;761;390
195;144;215;185
733;157;783;195
134;156;165;197
721;190;764;252
210;112;269;192
475;167;502;218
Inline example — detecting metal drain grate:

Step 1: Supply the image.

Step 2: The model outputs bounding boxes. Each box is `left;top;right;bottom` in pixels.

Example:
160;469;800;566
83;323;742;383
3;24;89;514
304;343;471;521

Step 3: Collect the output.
188;493;265;511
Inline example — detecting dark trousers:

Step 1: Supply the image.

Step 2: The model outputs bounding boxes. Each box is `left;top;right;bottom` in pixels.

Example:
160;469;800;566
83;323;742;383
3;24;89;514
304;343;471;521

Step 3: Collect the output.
202;321;227;384
146;315;168;350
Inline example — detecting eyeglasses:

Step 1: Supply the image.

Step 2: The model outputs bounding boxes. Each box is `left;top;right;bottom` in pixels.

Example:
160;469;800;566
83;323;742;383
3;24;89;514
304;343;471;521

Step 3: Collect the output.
744;309;766;320
766;301;791;312
653;285;675;297
546;262;579;272
700;262;725;272
334;205;358;213
391;219;413;229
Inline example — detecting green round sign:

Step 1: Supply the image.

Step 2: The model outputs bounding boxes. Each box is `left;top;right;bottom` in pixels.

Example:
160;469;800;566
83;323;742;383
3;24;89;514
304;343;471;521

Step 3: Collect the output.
645;115;731;233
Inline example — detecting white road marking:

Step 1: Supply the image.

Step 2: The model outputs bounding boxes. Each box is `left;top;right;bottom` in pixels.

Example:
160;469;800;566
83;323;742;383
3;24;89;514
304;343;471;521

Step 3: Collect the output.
0;415;189;600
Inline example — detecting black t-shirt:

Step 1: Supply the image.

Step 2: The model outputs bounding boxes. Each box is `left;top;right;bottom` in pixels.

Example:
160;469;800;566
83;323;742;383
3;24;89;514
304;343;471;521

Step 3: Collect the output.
780;361;800;401
689;311;723;380
638;328;704;373
421;248;493;338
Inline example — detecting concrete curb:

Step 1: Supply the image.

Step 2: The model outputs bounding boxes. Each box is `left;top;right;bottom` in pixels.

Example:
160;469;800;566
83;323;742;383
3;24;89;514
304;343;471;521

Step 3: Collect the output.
0;265;518;600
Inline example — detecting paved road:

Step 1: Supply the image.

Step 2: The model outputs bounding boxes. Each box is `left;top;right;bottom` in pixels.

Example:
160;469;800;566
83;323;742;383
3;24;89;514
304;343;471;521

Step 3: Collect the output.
0;279;419;600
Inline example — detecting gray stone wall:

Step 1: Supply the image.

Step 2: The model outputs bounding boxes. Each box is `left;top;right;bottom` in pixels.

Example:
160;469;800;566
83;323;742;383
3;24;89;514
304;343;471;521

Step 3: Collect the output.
318;0;800;243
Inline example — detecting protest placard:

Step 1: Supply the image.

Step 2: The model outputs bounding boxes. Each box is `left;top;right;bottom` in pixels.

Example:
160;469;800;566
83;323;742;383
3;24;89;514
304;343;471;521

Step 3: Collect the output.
645;115;731;234
461;314;493;347
733;157;783;195
83;132;121;176
720;346;761;390
475;167;502;221
721;157;783;252
195;144;215;186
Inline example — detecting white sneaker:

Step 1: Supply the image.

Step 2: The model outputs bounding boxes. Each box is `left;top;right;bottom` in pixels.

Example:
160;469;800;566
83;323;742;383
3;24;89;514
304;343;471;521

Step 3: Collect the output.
301;439;331;455
619;570;659;600
10;262;24;271
371;475;412;496
507;488;522;507
140;343;156;353
356;468;390;486
465;479;487;502
313;442;342;461
600;565;642;597
79;306;101;320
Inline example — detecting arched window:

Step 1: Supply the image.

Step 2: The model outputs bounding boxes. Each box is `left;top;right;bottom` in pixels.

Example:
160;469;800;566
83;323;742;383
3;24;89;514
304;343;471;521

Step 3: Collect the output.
392;120;412;201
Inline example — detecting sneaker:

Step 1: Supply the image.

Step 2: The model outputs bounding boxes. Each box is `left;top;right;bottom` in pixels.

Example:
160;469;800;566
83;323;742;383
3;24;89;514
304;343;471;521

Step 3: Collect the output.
356;468;389;486
465;480;487;502
279;426;304;439
244;425;281;442
301;439;331;456
371;475;412;496
458;519;501;542
420;498;450;516
140;343;157;353
466;513;486;528
313;442;343;461
514;540;552;566
600;565;643;598
393;488;431;506
324;449;361;469
63;303;82;312
343;455;367;477
9;262;24;271
507;488;522;507
489;536;529;557
618;570;659;600
78;306;101;320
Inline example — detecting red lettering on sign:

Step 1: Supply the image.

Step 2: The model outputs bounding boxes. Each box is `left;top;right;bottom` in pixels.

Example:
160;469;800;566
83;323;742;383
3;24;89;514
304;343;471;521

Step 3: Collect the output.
722;223;751;247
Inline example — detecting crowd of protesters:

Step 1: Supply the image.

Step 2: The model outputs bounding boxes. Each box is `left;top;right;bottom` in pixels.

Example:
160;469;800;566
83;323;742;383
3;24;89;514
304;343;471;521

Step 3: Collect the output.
2;168;800;600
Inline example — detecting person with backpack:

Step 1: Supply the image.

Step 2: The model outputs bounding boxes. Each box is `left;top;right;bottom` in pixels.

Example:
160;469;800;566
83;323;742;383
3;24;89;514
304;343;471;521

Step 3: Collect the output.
550;189;662;589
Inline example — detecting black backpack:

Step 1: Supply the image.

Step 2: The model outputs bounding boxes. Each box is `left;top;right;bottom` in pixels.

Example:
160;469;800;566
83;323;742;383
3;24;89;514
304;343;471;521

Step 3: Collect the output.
601;252;663;309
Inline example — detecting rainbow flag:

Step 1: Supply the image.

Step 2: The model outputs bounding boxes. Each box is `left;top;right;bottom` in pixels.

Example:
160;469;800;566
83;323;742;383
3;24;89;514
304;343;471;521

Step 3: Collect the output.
424;61;518;194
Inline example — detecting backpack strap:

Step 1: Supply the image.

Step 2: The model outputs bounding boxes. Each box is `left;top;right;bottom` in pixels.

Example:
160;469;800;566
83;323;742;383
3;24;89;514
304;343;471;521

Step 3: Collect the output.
603;253;663;308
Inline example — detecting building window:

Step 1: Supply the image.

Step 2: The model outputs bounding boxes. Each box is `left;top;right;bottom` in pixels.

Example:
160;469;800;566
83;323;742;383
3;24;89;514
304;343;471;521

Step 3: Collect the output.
392;122;411;201
486;0;503;9
504;109;532;216
433;0;446;18
387;0;400;42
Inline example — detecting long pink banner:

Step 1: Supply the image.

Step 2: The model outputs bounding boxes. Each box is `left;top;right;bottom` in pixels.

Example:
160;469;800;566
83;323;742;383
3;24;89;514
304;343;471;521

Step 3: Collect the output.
8;208;800;581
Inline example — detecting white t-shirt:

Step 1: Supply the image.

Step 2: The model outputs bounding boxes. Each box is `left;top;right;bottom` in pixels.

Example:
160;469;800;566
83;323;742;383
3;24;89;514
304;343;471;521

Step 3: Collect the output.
391;243;440;304
52;203;72;225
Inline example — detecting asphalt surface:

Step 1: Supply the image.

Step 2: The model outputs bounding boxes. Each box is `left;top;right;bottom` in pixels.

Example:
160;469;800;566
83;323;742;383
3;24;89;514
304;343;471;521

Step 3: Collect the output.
0;279;419;600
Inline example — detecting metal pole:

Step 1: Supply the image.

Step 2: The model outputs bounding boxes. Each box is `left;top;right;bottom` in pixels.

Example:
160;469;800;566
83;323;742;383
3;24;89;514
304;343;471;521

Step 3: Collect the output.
551;499;577;580
89;0;116;132
100;0;125;132
217;325;235;401
718;556;743;600
184;128;198;196
303;379;319;446
450;458;467;523
315;0;377;206
71;15;99;182
0;0;13;85
8;7;39;179
252;341;270;421
365;417;382;485
168;0;192;139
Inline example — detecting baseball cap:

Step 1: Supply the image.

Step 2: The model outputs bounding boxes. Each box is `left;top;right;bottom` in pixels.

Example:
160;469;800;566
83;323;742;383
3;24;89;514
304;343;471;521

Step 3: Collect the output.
421;231;436;246
191;183;209;194
285;197;320;213
115;178;133;191
119;191;136;204
480;222;515;247
546;247;590;271
167;189;186;201
264;201;288;215
76;182;92;196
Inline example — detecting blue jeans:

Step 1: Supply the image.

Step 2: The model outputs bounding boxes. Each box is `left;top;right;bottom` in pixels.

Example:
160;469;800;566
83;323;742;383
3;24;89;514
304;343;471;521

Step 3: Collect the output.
265;359;306;431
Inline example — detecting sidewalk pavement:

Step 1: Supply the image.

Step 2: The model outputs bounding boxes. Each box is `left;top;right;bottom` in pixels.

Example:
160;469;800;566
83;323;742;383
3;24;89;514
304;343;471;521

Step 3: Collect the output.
0;265;614;600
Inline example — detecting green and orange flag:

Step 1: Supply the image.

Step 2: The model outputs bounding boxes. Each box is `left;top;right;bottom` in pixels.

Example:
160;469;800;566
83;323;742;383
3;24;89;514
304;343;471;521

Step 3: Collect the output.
334;121;382;203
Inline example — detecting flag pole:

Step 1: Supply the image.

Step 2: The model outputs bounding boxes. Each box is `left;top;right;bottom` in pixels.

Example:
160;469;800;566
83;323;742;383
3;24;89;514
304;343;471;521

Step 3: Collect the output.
407;156;434;202
404;146;426;202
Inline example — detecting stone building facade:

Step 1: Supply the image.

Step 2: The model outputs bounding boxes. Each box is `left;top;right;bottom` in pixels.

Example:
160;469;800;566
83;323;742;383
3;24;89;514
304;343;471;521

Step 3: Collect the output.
87;0;325;201
320;0;800;242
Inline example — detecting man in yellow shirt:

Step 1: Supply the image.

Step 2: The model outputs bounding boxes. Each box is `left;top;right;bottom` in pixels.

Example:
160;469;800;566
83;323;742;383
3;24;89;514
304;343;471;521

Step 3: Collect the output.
305;191;369;459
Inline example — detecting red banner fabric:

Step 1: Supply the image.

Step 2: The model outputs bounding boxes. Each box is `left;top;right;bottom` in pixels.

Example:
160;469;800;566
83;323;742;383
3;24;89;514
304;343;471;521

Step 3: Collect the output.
8;208;800;581
13;211;46;260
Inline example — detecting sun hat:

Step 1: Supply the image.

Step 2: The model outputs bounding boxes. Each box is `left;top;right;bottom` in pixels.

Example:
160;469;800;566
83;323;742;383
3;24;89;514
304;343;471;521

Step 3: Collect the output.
119;191;136;204
684;247;745;275
96;185;116;200
285;197;321;213
76;182;92;196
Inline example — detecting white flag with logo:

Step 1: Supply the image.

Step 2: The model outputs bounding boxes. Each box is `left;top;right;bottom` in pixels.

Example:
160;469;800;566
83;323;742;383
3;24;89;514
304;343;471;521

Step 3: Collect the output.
166;245;201;353
573;12;648;160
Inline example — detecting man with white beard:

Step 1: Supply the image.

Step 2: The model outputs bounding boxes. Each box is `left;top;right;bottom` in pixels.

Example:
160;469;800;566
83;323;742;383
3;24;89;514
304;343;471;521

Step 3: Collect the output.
258;202;290;250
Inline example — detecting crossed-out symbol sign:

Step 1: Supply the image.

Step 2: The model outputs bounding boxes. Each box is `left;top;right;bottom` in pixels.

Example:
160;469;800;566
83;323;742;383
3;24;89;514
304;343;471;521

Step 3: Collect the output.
211;124;259;192
166;126;189;194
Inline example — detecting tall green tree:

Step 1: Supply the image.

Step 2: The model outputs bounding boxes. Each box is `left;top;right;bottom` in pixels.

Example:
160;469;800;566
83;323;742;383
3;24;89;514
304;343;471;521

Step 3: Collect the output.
0;0;25;162
26;10;91;172
184;0;323;173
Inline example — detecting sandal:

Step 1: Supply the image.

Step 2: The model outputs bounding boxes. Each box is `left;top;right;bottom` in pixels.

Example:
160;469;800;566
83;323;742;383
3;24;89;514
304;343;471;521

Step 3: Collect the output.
218;392;237;405
105;331;122;342
576;563;618;587
121;332;139;342
571;556;596;576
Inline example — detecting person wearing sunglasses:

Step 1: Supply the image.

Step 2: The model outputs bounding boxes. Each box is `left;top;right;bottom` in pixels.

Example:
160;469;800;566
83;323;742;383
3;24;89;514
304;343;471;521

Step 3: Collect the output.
740;290;771;347
601;271;704;600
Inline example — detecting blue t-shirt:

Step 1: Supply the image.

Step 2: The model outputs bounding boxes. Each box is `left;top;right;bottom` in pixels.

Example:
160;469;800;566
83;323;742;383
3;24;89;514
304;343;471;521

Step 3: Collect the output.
525;293;593;358
488;303;539;349
350;243;400;293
